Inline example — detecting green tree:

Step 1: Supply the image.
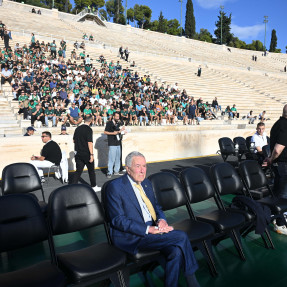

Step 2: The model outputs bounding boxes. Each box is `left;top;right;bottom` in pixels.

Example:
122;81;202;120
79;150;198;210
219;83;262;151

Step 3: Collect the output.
214;11;232;45
148;20;159;32
246;40;264;51
127;8;134;24
185;0;196;38
196;28;213;43
167;19;181;36
157;11;167;33
269;29;277;52
99;8;109;20
74;0;90;11
105;0;124;23
134;4;152;28
54;0;72;12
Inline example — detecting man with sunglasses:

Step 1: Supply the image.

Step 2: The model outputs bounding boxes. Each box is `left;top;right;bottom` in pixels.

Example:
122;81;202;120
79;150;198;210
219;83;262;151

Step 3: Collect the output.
30;131;62;183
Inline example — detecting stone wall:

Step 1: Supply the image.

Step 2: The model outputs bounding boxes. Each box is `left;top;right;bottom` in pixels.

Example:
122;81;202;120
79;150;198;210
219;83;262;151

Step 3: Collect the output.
0;127;260;177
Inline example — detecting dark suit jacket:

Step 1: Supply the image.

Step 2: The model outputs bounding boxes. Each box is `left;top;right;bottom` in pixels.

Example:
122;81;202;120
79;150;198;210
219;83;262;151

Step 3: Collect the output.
106;174;166;254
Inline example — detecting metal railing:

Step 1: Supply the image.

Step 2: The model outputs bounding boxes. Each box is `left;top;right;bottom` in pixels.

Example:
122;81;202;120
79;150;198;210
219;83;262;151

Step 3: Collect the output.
76;8;106;22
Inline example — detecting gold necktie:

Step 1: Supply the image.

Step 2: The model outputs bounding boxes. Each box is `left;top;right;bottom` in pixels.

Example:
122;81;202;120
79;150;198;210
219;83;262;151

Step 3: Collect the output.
135;183;157;222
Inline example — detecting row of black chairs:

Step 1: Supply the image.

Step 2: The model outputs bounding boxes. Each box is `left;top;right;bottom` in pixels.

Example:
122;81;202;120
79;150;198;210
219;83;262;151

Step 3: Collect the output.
1;160;287;286
218;136;271;162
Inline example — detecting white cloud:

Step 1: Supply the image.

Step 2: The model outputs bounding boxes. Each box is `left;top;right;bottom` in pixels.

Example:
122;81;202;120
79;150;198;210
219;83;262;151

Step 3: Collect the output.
231;24;265;40
196;0;236;9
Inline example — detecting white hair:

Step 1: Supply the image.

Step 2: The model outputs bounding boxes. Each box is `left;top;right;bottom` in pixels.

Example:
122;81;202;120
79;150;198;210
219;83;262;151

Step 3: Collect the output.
125;151;145;167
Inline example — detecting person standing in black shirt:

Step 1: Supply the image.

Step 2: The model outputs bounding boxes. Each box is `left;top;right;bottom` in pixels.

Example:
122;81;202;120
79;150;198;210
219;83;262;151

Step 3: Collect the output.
30;131;62;182
72;115;101;191
104;112;125;178
266;105;287;234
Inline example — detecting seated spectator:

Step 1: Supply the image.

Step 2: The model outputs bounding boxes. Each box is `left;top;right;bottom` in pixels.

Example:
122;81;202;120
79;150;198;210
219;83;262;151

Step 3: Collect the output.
211;97;221;113
68;103;82;126
55;105;68;126
231;104;239;119
129;107;138;125
259;110;268;122
89;34;94;41
74;41;79;49
31;104;45;127
1;66;12;85
247;110;257;124
251;122;268;163
37;9;41;15
44;105;56;127
79;41;85;49
139;107;149;126
30;131;62;182
31;8;36;13
149;108;159;126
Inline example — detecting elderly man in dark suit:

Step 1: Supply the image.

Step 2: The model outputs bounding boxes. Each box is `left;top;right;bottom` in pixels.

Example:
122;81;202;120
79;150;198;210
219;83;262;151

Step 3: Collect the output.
106;151;199;287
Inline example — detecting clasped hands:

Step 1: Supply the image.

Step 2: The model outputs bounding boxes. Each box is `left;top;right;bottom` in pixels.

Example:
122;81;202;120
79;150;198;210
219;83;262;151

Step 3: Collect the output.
148;219;174;234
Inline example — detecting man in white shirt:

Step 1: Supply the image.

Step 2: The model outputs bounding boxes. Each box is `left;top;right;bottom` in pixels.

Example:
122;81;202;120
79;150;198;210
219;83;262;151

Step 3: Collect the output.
251;122;268;154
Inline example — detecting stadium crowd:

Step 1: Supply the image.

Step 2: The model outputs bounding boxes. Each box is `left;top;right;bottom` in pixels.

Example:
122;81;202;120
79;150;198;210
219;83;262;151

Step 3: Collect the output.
0;27;251;129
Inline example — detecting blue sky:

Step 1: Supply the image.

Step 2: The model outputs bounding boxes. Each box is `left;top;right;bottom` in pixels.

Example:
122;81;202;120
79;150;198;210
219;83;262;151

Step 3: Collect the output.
121;0;287;52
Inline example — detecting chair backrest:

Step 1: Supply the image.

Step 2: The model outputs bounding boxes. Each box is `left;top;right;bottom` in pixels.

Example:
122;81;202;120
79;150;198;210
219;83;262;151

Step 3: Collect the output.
0;194;48;252
239;160;268;190
218;137;235;155
233;137;248;153
210;162;243;195
180;167;216;203
245;136;252;150
267;136;270;145
48;184;105;235
1;163;42;195
148;172;187;211
262;145;271;158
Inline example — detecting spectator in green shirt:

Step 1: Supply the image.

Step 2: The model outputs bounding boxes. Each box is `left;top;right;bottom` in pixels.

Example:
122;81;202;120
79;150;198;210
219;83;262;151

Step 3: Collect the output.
45;105;56;127
31;104;45;126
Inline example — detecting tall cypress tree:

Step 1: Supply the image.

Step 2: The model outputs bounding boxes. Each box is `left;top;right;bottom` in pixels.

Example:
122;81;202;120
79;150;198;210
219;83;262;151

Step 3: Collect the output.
269;29;277;52
185;0;196;38
158;11;166;33
214;11;232;45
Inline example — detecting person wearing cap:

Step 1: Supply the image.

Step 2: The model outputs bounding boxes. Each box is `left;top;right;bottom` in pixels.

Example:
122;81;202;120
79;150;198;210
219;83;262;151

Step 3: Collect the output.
24;126;36;136
59;125;68;135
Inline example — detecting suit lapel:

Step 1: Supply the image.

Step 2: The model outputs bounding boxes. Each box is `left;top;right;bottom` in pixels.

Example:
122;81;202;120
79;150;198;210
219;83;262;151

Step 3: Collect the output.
121;174;145;221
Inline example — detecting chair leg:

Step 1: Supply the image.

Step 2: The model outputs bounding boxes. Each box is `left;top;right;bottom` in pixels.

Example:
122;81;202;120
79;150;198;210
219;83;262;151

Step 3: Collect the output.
265;227;275;249
196;241;218;277
110;270;127;287
229;229;246;261
121;267;130;287
260;233;270;249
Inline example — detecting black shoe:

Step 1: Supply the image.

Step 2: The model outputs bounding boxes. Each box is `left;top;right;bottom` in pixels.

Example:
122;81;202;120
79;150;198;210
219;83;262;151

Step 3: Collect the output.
106;174;112;179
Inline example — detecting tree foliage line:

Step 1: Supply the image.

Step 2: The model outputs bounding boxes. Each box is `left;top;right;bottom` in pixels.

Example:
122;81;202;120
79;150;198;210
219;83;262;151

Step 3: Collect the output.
18;0;284;53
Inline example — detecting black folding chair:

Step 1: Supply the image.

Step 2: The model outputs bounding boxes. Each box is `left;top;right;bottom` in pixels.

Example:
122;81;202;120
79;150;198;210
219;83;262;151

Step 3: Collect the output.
0;194;66;287
1;163;47;212
180;167;246;261
48;184;127;287
239;160;287;229
149;172;217;277
233;136;249;160
218;137;235;162
210;162;274;249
